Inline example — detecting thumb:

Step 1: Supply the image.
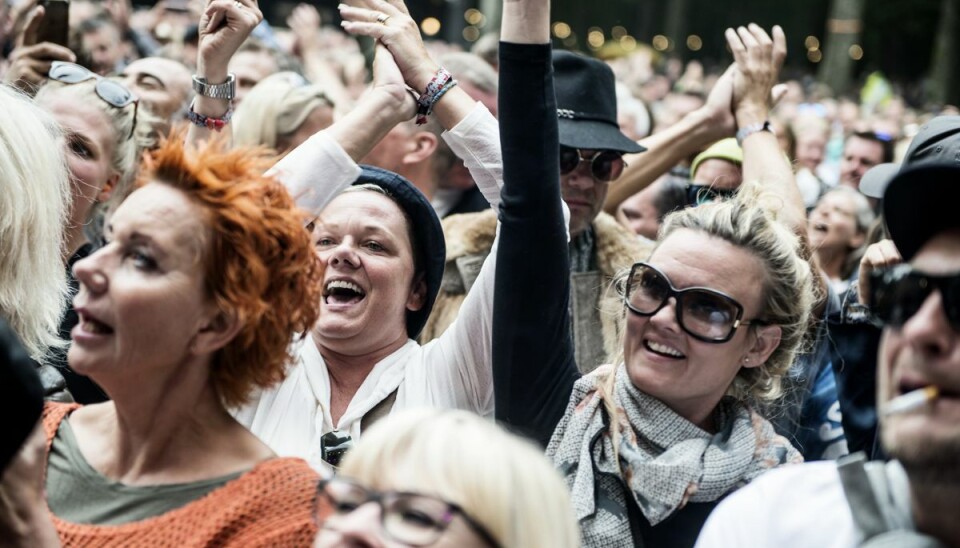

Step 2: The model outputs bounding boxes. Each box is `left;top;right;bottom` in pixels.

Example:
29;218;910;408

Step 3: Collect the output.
19;4;44;48
771;83;788;106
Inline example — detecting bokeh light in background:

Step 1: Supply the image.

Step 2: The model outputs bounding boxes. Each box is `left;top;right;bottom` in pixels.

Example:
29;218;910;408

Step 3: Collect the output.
652;34;669;51
849;44;864;60
553;22;572;39
687;34;702;51
420;17;441;37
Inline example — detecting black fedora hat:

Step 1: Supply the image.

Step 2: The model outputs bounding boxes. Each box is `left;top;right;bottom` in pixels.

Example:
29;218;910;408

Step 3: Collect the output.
353;166;445;339
553;50;645;154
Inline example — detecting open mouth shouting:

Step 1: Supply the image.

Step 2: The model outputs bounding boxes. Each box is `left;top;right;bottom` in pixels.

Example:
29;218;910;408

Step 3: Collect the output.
323;279;367;307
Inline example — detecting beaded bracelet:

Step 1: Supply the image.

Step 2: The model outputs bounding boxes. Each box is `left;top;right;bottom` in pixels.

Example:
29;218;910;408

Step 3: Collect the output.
415;67;453;125
187;102;234;132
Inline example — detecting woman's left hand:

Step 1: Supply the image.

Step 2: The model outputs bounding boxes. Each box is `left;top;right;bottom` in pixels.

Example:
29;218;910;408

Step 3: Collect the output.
197;0;263;81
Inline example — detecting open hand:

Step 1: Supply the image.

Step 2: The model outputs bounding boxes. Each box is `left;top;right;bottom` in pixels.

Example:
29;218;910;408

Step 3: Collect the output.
724;24;786;120
338;0;438;92
288;3;322;54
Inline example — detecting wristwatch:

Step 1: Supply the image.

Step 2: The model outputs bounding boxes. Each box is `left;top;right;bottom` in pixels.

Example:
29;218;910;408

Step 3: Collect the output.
735;120;773;146
192;74;236;101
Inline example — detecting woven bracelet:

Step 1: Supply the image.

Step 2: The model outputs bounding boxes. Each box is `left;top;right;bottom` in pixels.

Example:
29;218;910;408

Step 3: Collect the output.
187;103;234;132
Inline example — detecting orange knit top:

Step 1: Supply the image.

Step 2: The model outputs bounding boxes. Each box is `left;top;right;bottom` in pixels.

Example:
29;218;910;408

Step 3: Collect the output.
42;403;328;547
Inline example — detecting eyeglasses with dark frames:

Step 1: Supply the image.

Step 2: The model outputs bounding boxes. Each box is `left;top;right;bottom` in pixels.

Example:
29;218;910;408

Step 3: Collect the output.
559;146;627;182
868;264;960;330
316;478;501;548
623;262;764;343
48;61;139;139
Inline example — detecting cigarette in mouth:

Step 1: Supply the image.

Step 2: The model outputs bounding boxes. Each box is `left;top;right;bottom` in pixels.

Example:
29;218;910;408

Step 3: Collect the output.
882;385;939;416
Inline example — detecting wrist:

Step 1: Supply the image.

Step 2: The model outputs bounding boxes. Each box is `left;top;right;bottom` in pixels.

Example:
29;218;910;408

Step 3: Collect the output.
734;103;770;127
688;108;732;144
406;60;442;93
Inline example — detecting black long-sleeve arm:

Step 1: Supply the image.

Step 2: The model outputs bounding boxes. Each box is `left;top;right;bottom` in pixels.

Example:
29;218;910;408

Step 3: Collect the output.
493;42;580;448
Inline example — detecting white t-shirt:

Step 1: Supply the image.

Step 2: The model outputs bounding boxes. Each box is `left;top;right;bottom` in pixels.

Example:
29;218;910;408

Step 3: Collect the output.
695;460;918;548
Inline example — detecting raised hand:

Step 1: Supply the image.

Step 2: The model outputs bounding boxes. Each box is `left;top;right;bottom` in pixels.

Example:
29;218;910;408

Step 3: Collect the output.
287;3;322;55
724;23;787;121
196;0;263;81
2;4;76;95
857;239;903;307
338;0;438;92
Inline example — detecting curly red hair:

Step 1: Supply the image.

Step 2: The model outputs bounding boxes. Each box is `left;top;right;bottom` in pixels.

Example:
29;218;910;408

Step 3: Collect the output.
135;135;322;408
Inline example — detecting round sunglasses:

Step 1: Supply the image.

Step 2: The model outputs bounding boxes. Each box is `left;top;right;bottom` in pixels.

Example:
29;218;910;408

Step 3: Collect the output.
48;61;139;139
624;262;764;343
559;146;626;182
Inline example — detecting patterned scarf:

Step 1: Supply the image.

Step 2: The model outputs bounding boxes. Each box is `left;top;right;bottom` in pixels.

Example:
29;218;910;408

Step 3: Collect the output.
547;364;802;547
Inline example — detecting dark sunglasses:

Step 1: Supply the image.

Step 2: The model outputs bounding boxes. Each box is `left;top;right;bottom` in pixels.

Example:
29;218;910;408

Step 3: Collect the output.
559;146;626;182
48;61;139;139
624;262;763;343
316;478;501;548
685;183;737;207
869;265;960;330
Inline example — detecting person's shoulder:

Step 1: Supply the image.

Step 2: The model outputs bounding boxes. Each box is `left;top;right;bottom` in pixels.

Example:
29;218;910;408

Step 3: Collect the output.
696;461;857;548
441;208;498;260
593;211;653;274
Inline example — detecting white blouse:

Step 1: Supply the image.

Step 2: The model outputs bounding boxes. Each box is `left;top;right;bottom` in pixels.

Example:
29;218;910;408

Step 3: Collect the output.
235;104;504;472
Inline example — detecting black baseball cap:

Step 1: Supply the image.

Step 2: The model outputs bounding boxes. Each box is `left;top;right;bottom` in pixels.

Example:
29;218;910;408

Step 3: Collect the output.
860;116;960;199
883;163;960;261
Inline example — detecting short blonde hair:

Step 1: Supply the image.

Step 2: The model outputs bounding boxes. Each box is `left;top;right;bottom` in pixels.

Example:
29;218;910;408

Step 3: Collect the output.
340;409;580;548
0;85;71;359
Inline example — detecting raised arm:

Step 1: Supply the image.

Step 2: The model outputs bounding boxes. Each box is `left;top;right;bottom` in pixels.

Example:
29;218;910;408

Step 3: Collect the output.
187;0;262;146
492;0;580;447
727;24;806;234
604;68;737;213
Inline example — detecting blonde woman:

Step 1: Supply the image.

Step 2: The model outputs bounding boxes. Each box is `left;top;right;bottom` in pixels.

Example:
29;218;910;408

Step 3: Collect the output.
315;409;580;548
232;71;336;154
34;62;152;402
0;84;70;362
492;24;814;547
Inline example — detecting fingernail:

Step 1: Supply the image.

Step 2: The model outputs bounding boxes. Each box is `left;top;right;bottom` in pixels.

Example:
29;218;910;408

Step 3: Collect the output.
337;3;345;9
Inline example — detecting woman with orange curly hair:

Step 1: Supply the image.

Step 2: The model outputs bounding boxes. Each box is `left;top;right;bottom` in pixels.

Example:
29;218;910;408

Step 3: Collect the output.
29;135;327;545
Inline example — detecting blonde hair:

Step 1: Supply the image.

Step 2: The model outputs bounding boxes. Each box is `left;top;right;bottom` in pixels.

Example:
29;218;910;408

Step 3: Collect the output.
36;79;156;224
232;72;334;153
340;409;580;548
0;85;71;359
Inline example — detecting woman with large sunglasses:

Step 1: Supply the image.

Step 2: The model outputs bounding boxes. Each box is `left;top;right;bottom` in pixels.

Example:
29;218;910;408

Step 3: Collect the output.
492;24;816;548
34;60;151;403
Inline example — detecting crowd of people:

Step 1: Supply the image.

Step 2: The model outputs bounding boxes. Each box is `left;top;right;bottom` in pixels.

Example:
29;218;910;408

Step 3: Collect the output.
1;0;958;546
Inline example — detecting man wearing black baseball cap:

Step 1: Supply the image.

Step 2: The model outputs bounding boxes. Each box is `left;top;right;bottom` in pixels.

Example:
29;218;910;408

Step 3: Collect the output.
696;160;960;546
424;51;651;372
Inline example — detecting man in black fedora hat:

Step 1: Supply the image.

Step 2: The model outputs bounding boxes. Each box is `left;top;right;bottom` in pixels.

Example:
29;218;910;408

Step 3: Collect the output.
422;50;652;373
